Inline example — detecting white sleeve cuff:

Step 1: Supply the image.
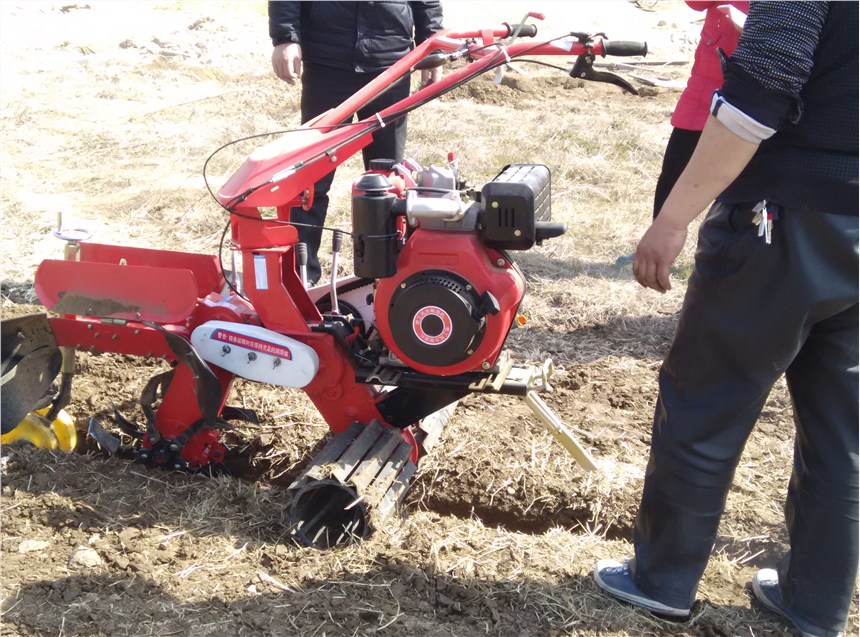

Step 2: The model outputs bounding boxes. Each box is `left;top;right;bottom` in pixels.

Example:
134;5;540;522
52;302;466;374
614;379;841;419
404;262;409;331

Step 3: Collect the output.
710;92;777;144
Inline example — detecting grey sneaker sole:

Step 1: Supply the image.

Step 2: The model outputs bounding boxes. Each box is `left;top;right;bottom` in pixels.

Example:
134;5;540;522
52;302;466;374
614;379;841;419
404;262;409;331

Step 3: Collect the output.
751;569;844;637
593;562;690;618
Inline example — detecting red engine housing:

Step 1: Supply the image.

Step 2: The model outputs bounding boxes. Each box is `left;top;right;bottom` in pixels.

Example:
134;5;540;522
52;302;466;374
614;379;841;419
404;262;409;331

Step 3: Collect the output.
374;228;524;376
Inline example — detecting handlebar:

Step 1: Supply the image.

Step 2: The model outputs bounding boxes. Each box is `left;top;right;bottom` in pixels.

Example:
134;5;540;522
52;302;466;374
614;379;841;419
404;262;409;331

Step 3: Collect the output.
601;40;648;57
503;22;538;38
220;24;650;209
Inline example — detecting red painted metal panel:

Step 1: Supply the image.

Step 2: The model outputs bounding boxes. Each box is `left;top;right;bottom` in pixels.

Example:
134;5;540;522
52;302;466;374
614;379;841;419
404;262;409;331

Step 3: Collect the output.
48;317;185;358
35;260;199;323
240;248;322;332
78;243;224;298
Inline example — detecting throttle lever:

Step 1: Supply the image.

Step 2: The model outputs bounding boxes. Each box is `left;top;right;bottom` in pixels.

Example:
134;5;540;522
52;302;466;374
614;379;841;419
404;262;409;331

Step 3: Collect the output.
570;50;640;96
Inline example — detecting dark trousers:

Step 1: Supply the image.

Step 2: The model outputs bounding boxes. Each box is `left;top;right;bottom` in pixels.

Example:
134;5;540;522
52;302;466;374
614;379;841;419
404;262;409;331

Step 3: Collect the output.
291;62;410;284
631;202;859;633
653;128;702;219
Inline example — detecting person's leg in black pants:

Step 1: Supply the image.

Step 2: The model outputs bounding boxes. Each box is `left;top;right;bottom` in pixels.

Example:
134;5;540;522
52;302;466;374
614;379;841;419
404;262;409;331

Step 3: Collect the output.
292;62;411;284
652;127;701;219
630;203;858;632
779;300;858;633
356;74;410;168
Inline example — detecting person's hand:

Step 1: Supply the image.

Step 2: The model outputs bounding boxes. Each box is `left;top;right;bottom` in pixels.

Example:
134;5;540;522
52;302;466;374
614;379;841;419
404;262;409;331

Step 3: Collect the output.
420;66;443;89
272;42;302;84
632;215;688;293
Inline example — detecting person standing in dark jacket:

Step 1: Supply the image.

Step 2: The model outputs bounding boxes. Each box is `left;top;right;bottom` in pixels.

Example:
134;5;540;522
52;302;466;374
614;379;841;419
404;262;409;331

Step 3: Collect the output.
594;2;857;636
269;1;444;285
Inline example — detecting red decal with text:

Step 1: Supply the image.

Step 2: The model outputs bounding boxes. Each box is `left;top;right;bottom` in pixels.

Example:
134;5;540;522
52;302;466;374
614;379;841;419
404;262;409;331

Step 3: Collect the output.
211;329;292;359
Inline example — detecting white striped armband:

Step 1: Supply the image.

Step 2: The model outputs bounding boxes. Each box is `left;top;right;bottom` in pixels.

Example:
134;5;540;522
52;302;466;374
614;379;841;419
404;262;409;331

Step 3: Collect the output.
710;92;776;144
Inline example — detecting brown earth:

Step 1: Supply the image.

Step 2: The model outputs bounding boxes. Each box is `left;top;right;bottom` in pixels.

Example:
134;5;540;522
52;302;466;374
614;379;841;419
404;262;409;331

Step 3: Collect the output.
1;3;856;637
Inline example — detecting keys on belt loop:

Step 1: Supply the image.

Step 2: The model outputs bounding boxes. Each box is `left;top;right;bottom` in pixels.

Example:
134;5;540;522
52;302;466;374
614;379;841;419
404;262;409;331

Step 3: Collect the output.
752;199;778;245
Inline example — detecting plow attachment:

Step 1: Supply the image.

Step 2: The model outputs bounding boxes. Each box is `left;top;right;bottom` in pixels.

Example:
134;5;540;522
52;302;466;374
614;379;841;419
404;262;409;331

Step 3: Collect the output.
0;313;76;451
1;313;62;433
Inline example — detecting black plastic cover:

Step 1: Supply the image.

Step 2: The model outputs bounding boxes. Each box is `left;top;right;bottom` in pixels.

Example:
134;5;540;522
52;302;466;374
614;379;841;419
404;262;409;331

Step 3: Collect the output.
352;174;398;279
387;270;485;368
603;40;648;57
367;158;397;172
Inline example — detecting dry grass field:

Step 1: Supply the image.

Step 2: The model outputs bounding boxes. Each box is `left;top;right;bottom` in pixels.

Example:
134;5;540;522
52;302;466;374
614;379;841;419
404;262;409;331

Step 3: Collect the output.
1;2;856;636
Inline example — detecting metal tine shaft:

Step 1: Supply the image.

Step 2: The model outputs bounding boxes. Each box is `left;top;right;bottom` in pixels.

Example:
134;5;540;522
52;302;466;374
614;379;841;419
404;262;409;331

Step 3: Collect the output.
113;408;145;439
289;421;364;489
377;461;418;519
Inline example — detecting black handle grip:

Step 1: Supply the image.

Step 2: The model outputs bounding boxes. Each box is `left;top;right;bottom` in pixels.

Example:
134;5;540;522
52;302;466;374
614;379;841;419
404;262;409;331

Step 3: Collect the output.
296;243;308;267
535;221;567;244
505;22;538;38
603;40;648;57
413;52;449;70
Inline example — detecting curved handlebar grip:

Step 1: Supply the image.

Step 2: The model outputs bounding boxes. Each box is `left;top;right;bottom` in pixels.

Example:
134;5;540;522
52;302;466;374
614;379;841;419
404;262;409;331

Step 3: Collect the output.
504;22;538;38
602;40;648;57
413;52;449;70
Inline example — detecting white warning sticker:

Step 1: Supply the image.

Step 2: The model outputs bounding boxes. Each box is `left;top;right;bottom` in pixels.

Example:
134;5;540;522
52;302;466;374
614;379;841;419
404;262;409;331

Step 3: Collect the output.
550;37;575;52
254;254;268;290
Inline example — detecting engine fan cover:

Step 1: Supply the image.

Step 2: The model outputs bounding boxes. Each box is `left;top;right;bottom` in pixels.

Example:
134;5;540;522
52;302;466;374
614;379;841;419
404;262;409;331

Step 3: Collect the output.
374;229;525;376
386;271;485;368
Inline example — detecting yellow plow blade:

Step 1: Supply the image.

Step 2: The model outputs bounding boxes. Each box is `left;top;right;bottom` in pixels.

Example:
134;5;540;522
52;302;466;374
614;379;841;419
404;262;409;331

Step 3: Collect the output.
1;407;76;452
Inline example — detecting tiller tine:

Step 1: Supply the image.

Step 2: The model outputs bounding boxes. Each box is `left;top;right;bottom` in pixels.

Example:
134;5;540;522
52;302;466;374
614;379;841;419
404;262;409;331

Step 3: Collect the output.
88;408;231;473
87;325;230;473
112;408;145;440
288;404;457;549
1;313;62;435
89;371;171;452
220;405;259;426
88;413;192;468
139;369;175;441
87;415;131;458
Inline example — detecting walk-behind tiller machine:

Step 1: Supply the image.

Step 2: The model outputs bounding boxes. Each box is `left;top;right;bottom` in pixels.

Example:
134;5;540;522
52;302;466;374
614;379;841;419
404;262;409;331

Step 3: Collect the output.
1;16;646;547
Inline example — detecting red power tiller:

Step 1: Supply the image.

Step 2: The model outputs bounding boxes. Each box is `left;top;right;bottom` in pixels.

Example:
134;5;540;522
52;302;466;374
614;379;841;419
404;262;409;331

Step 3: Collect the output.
1;16;646;547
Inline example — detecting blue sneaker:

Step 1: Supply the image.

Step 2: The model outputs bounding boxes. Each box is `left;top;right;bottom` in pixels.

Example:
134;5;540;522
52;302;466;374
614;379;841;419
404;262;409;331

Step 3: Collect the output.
751;569;844;637
594;558;691;618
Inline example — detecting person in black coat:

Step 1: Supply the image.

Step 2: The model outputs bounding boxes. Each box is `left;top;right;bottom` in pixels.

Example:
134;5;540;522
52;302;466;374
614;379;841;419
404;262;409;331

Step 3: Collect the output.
268;1;444;285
